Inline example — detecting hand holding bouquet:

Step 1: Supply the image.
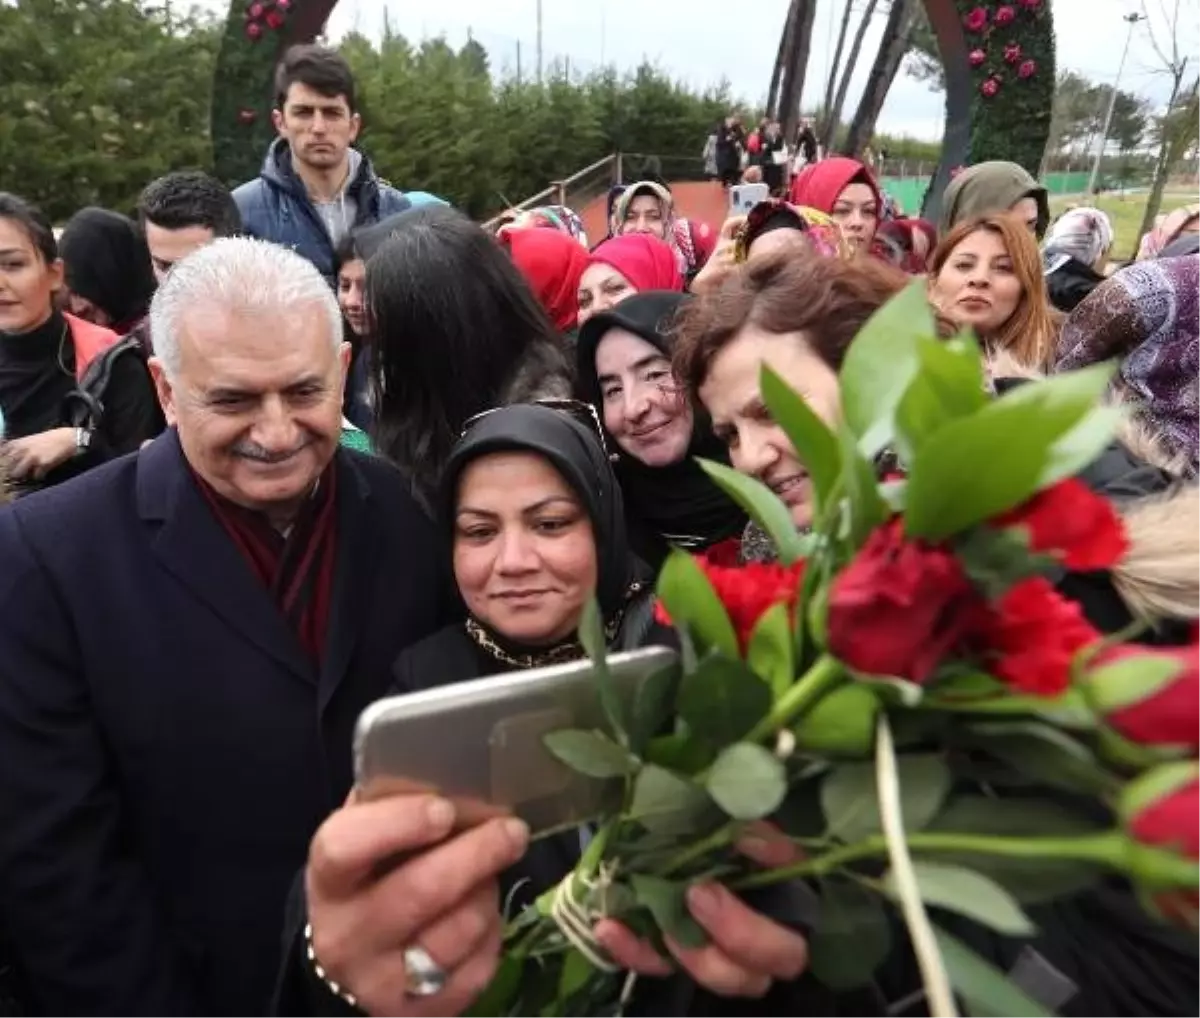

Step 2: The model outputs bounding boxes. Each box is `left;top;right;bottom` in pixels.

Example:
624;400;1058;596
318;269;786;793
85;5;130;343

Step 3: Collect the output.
471;284;1199;1017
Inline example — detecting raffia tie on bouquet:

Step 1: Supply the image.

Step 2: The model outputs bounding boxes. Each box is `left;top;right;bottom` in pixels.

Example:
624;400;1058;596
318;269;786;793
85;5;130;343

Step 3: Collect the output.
550;865;621;972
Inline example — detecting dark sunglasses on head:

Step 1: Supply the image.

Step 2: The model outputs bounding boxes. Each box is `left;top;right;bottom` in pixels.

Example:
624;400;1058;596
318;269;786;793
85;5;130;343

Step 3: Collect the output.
461;398;610;458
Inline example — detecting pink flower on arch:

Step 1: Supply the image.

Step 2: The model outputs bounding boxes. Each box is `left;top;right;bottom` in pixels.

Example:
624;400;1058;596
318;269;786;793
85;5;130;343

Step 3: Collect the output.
963;6;989;32
969;48;987;67
246;1;263;17
1018;59;1037;79
1019;0;1042;8
245;20;262;39
981;77;1001;98
994;5;1017;25
1004;42;1023;64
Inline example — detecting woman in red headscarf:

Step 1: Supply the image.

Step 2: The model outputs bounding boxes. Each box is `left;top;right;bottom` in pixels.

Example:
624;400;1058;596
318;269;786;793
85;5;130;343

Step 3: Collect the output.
575;233;684;327
498;227;591;332
788;156;883;257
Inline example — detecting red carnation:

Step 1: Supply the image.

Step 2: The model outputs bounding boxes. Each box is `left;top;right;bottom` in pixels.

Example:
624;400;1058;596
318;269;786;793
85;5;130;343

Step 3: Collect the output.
1018;59;1037;79
1085;644;1200;750
994;478;1128;571
975;577;1100;695
265;8;285;28
994;4;1017;25
654;558;805;654
827;518;983;684
963;6;989;31
968;48;987;67
1004;42;1023;64
981;77;1001;98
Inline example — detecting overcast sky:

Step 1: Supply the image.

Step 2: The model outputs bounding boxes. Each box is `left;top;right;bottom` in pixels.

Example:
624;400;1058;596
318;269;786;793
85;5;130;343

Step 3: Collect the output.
206;0;1200;141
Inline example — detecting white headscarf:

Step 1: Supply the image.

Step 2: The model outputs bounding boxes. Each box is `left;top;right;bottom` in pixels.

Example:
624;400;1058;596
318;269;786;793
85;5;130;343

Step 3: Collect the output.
1044;207;1114;269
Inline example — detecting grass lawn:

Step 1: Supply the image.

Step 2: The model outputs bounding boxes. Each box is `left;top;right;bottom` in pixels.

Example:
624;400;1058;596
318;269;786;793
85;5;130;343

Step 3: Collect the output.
1048;189;1198;260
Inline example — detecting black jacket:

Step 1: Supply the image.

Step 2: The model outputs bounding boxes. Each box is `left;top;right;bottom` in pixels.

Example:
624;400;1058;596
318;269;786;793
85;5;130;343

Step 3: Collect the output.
1044;254;1106;313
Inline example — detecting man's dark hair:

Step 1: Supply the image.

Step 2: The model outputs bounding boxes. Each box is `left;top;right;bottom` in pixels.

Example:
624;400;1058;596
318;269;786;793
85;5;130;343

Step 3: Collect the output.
274;44;357;112
137;172;241;237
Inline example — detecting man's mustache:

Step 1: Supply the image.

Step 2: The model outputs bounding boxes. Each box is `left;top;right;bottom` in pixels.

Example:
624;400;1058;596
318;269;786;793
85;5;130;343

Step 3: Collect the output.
231;439;309;463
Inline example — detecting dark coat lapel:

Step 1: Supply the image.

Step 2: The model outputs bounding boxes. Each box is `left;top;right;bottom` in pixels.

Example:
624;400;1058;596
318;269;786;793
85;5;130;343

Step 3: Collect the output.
317;450;376;713
137;429;314;683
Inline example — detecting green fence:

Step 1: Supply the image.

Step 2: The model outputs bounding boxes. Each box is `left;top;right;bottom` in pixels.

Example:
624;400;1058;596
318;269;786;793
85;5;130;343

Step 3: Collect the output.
879;172;1100;214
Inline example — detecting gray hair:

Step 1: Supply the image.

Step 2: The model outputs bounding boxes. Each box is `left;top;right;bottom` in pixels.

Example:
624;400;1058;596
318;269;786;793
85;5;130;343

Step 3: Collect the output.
149;236;342;378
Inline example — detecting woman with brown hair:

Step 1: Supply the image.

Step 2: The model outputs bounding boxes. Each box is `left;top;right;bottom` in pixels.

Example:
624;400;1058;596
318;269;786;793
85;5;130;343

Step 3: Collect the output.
928;212;1062;371
669;247;1197;1017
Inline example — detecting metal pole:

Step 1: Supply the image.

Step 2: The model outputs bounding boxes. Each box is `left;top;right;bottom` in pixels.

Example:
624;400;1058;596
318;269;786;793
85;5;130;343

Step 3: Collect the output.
1087;12;1143;197
536;0;544;83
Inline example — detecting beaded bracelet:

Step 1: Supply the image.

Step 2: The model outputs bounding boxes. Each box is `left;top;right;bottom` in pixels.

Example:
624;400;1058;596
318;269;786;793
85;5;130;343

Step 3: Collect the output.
304;921;359;1010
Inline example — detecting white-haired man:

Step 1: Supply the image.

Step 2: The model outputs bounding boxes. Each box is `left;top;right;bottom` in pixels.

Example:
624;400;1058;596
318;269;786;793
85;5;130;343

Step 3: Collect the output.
0;238;463;1014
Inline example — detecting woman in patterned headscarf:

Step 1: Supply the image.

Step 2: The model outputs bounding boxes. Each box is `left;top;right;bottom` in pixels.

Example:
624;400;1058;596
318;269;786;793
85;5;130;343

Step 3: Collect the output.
1055;254;1199;474
1042;206;1114;312
611;181;713;279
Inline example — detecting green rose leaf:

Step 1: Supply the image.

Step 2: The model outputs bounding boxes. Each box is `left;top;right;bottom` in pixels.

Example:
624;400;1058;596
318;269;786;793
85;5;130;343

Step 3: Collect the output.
807;879;893;990
953;525;1058;599
967;719;1118;797
760;363;842;514
697;458;807;565
543;729;638;778
656;550;740;660
462;954;522;1017
904;362;1119;541
894;334;989;463
630;665;680;756
706;742;788;820
792;684;879;757
578;597;627;745
927;796;1107;903
839;279;934;458
629;765;713;834
557;947;594;999
838;422;889;548
821;753;950;842
677;653;773;748
644;732;714;774
935;925;1053;1017
746;602;794;701
630;874;708;949
884;860;1035;937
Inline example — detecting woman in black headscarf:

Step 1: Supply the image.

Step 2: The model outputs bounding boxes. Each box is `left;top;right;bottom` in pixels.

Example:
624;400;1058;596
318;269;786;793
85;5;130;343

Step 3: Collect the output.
280;403;837;1018
57;207;157;343
575;291;746;571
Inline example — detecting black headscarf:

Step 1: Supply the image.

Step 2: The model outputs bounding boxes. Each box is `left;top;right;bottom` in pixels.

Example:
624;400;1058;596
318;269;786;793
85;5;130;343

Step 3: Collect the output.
575;292;747;566
57;207;156;330
441;403;639;621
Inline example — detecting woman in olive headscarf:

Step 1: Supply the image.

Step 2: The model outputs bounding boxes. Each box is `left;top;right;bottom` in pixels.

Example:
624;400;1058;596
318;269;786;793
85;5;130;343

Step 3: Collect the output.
938;160;1050;239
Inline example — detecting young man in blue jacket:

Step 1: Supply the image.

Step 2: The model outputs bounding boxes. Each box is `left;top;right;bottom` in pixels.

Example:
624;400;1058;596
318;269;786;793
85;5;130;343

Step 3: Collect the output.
233;44;410;285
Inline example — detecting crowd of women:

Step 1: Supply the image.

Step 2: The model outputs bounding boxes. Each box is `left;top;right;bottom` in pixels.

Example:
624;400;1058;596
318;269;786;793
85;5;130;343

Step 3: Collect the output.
0;144;1197;1016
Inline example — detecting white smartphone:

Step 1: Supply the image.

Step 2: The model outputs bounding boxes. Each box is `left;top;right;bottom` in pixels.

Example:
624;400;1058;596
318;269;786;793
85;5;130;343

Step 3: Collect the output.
353;646;680;838
730;182;769;215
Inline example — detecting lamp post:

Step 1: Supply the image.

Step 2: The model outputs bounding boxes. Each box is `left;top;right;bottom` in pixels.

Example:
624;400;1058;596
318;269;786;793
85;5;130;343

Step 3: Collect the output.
1086;12;1144;197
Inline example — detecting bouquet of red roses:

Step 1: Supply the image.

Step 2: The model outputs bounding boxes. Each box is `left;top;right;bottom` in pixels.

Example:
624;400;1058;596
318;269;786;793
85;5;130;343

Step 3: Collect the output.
468;284;1199;1017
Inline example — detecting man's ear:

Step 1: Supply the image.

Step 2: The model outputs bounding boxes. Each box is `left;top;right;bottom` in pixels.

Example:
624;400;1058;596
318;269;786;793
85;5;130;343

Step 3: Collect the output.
147;358;178;426
272;107;285;136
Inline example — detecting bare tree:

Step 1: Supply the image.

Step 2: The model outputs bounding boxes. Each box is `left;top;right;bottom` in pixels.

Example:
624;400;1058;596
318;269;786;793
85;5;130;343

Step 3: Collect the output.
1132;0;1195;254
844;0;921;157
777;0;819;139
821;0;881;150
766;6;794;119
819;2;856;139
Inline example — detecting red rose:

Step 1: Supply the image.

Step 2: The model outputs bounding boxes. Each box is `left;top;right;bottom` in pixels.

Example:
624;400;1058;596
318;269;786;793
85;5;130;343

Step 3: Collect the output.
980;77;1001;98
1126;768;1200;859
701;538;743;569
994;4;1017;24
962;6;989;31
1085;644;1200;750
1003;42;1022;64
994;478;1128;571
968;48;987;67
827;518;982;683
1018;59;1037;79
654;558;805;654
265;8;285;28
976;577;1100;695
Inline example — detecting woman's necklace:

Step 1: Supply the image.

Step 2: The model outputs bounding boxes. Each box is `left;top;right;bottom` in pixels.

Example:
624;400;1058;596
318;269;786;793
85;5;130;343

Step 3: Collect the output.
465;581;646;669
